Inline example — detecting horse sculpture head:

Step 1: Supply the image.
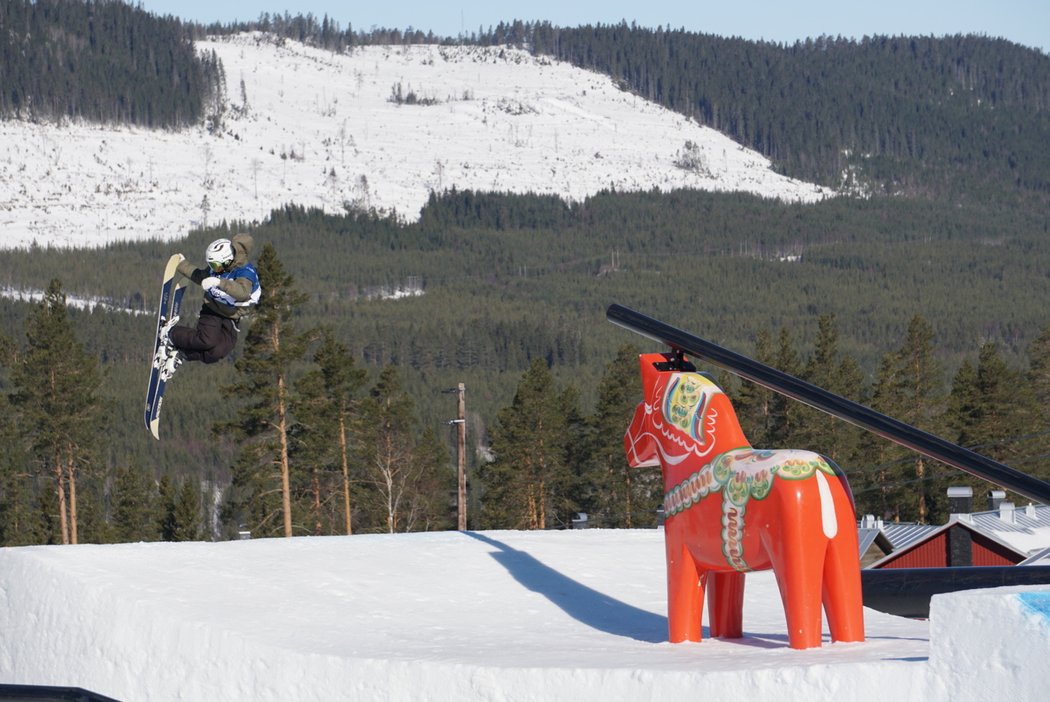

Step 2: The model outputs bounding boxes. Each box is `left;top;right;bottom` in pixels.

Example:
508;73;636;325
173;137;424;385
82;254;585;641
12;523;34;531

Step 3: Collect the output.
625;352;749;481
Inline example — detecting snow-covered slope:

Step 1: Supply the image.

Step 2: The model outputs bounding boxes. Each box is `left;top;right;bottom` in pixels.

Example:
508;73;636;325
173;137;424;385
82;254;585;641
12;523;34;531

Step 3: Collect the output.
0;33;832;251
0;529;1046;701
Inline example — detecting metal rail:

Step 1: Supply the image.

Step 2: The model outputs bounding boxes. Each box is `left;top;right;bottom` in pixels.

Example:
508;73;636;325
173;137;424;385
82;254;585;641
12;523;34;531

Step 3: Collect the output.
607;303;1050;505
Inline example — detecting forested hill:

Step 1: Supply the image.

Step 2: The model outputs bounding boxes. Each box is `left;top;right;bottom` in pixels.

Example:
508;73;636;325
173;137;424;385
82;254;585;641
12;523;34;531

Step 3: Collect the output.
213;14;1050;202
4;3;1049;203
493;24;1050;201
0;0;223;126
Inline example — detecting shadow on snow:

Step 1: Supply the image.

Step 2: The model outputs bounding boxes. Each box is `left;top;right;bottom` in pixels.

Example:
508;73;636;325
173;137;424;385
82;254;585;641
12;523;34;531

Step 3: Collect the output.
463;531;667;643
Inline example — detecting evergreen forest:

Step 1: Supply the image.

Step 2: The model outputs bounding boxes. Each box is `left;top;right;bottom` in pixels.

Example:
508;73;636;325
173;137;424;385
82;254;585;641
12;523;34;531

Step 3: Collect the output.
2;1;1050;545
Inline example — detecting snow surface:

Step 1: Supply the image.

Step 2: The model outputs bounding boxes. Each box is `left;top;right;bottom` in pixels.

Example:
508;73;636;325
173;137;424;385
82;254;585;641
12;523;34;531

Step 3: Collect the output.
0;528;1046;701
0;33;833;251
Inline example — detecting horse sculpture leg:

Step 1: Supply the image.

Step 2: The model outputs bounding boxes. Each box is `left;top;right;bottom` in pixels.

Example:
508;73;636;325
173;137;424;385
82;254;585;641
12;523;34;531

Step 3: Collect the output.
666;540;703;642
707;571;745;639
822;533;866;643
821;478;865;643
762;479;832;650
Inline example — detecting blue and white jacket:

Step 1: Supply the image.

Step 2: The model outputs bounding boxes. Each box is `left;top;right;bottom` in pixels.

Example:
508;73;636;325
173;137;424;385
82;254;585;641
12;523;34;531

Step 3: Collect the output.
177;233;262;321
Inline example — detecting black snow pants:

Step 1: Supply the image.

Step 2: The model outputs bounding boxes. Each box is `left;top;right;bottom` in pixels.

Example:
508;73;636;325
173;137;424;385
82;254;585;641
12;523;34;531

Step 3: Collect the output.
170;307;238;364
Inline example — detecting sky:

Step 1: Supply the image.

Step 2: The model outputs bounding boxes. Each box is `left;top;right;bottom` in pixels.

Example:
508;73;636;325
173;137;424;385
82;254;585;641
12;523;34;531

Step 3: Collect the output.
134;0;1050;54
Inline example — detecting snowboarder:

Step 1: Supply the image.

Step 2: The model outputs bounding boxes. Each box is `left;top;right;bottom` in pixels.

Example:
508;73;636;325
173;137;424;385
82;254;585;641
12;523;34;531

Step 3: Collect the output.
155;233;261;376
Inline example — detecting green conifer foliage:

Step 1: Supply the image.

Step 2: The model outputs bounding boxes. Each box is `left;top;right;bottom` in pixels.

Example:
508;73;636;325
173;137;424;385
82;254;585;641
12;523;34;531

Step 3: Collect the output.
947;343;1045;506
478;359;577;529
111;464;160;542
292;329;367;535
578;344;661;528
9;279;105;544
218;244;309;538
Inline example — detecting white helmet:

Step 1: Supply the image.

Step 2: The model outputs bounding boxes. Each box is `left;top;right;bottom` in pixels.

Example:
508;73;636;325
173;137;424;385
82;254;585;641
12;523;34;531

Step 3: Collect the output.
206;238;235;273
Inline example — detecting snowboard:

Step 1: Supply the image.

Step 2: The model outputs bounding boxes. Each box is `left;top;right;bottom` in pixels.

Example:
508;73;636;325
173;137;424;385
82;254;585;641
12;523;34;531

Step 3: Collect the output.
144;254;187;439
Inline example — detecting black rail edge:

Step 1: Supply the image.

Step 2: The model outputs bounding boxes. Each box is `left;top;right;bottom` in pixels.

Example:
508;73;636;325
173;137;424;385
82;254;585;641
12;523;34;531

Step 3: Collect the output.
861;565;1050;618
606;303;1050;505
0;684;120;702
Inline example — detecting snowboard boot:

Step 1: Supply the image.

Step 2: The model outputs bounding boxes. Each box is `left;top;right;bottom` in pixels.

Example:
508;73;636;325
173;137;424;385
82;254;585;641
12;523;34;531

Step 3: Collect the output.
160;314;181;342
157;347;184;382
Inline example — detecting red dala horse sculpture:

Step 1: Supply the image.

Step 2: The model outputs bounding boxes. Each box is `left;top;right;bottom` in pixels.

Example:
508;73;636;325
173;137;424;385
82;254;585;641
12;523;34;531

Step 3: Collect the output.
625;352;865;649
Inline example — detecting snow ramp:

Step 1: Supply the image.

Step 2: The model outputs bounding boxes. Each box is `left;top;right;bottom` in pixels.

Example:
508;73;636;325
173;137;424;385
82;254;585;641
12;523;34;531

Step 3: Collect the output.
0;530;1042;701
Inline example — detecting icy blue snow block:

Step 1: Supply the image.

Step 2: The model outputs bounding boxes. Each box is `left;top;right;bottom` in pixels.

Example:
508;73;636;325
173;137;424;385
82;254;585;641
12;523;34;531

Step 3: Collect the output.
1017;592;1050;621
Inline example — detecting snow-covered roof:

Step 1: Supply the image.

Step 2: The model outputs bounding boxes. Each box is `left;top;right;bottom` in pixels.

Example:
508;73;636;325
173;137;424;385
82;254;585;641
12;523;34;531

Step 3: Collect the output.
857;500;1050;565
1020;545;1050;566
881;521;941;551
857;515;939;554
966;501;1050;556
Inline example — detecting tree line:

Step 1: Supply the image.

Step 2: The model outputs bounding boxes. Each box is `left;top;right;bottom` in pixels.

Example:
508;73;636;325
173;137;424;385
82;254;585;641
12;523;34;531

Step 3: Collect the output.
3;4;1050;541
4;267;1049;546
476;313;1050;530
0;0;224;126
1;187;1049;506
0;249;458;544
498;22;1050;202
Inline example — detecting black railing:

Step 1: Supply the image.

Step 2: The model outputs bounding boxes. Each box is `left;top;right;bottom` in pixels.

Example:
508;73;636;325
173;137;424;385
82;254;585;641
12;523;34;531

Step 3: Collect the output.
606;304;1050;505
0;685;120;702
861;565;1050;618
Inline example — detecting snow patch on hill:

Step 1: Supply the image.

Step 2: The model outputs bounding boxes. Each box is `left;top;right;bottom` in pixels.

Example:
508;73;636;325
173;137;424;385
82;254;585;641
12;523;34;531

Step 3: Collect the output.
0;33;833;251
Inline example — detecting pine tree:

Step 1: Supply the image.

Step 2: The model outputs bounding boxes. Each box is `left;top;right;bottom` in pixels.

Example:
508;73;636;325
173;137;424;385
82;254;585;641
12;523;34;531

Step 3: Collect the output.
579;344;660;527
478;359;575;529
1024;328;1050;481
1026;324;1050;417
0;390;33;546
292;329;367;535
0;331;33;546
354;365;453;533
158;474;178;541
219;244;309;538
854;352;910;520
793;314;866;463
869;316;946;523
172;478;205;541
948;343;1044;504
734;329;776;447
111;464;160;542
766;327;804;447
9;280;105;544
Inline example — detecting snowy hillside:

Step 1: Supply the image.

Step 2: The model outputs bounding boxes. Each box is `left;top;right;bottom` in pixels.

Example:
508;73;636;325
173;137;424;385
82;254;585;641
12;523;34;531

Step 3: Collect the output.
0;32;833;251
1;529;1047;701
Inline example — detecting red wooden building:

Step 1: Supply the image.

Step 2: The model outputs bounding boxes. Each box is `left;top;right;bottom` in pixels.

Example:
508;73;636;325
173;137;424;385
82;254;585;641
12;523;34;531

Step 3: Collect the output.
861;487;1050;569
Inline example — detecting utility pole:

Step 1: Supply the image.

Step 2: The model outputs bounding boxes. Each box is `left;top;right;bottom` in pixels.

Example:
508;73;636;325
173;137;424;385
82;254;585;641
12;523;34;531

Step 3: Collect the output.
455;383;466;530
445;383;467;530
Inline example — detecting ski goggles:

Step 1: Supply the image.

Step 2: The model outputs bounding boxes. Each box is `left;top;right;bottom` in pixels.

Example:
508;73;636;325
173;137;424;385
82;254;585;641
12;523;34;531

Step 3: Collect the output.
209;260;230;273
